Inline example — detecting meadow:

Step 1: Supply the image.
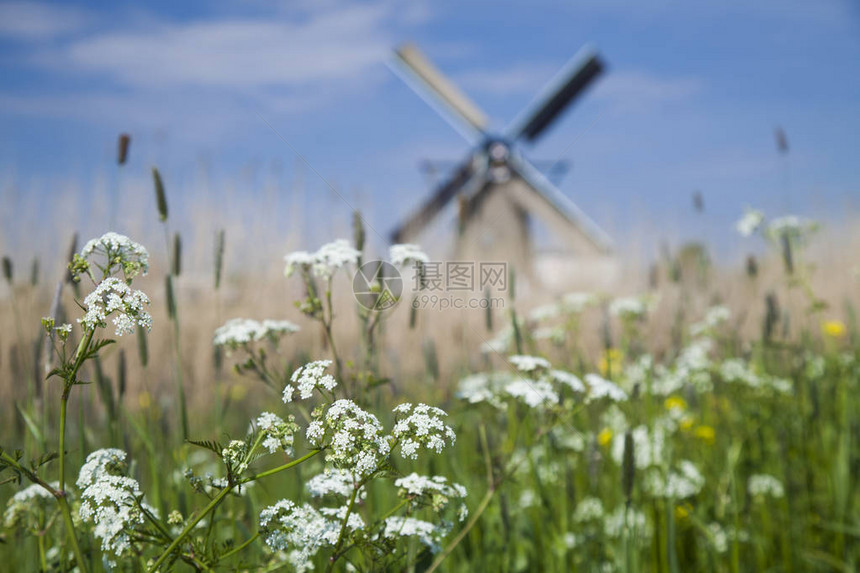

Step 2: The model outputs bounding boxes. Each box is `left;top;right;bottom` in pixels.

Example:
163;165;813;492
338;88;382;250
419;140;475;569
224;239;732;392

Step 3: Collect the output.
2;168;860;573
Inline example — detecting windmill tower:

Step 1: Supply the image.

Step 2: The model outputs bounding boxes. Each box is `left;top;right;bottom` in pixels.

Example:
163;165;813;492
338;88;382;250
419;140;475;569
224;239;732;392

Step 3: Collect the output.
389;44;614;290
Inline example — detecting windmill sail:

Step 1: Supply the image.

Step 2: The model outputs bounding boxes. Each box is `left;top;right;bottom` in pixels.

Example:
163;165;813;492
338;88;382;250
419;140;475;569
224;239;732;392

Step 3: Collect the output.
506;46;604;143
390;44;489;142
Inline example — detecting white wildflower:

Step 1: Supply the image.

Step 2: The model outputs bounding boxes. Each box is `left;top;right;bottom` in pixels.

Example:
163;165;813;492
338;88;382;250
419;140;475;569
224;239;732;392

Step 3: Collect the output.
609;296;652;320
213;318;299;348
585;373;628;402
645;461;705;499
389;244;429;267
4;482;59;530
735;208;764;237
382;517;447;553
256;412;299;455
306;469;364;499
307;400;390;476
528;303;560;322
80;232;149;279
550;369;585;392
456;372;510;409
284;239;360;279
222;440;249;474
259;500;360;561
79;277;151;335
391;403;456;460
509;355;551;373
283;360;337;402
394;473;467;519
561;292;596;313
77;449;148;560
283;250;315;277
748;474;784;499
504;378;559;408
604;506;651;539
573;497;604;522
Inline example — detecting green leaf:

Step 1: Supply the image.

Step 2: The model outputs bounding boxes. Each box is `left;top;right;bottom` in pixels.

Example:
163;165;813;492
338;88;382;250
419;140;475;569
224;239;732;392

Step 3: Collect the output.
16;404;44;445
187;439;224;457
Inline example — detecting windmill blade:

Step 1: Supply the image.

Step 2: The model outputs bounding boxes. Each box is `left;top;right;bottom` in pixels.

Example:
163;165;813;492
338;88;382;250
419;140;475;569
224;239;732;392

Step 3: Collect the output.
390;157;487;243
505;45;604;143
507;153;613;253
390;43;489;143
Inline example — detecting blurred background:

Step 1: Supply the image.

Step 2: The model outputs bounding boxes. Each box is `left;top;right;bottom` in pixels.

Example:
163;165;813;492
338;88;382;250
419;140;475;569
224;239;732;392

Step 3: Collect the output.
1;0;859;268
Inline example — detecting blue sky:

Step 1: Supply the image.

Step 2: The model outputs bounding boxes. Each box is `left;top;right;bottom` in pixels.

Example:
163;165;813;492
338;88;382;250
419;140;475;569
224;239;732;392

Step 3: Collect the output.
1;0;859;258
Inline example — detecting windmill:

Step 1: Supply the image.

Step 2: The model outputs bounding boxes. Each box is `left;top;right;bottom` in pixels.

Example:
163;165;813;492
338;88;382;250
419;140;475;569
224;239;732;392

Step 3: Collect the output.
389;43;613;287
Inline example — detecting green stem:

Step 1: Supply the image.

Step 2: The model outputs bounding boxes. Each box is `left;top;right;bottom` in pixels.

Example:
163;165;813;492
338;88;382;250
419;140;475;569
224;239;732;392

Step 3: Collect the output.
219;531;260;561
58;495;89;573
426;486;496;573
327;484;360;572
151;450;321;572
38;532;47;571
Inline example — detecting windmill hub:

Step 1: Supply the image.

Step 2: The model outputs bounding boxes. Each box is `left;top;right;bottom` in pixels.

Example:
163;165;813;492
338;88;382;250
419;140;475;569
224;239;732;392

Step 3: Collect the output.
488;141;510;162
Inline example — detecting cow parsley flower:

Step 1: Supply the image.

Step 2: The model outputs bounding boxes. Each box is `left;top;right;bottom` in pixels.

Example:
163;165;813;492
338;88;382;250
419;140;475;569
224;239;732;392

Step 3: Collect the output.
222;440;249;474
389;244;429;267
306;469;365;500
255;412;299;455
509;355;551;373
609;296;652;320
391;403;456;460
562;292;597;313
307;400;390;476
213;318;299;348
79;277;151;335
573;497;604;522
4;482;59;531
284;240;360;279
283;360;337;402
504;378;559;408
766;215;817;241
394;473;468;520
382;517;448;553
748;474;785;498
456;372;510;409
77;449;149;561
585;373;628;402
259;500;361;561
645;461;705;499
735;208;764;237
550;369;586;392
79;232;149;279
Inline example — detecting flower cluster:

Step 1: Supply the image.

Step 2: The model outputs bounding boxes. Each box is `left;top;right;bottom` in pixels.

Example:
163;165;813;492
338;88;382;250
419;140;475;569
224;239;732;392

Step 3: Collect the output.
284;239;360;279
3;482;59;531
79;277;152;336
389;243;429;267
255;412;299;455
307;399;390;476
77;449;148;560
259;499;364;564
609;295;653;320
77;232;150;280
391;403;456;460
735;208;764;237
282;360;337;402
381;516;448;553
395;473;468;521
748;474;785;499
221;440;249;475
306;469;365;500
213;318;299;348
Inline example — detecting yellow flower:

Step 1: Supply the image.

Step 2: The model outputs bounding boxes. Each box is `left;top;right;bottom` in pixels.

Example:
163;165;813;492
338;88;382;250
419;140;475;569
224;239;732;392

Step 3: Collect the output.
664;396;687;411
680;417;695;431
822;320;846;338
598;348;623;378
230;384;248;402
138;391;151;410
597;428;613;447
694;425;715;444
675;503;693;521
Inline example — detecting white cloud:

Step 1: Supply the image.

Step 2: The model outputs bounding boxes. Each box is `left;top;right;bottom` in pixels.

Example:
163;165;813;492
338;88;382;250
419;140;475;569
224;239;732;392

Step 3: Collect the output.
51;4;393;89
455;64;558;96
0;1;91;40
590;71;702;113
